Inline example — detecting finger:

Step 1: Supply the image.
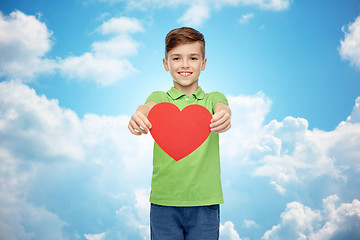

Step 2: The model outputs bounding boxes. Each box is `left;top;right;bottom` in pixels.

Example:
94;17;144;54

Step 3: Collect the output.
137;114;152;132
217;123;231;133
211;119;231;133
210;114;227;129
128;123;141;136
142;116;152;130
131;115;149;133
213;123;231;134
211;111;225;123
129;118;147;134
128;121;143;135
211;112;230;128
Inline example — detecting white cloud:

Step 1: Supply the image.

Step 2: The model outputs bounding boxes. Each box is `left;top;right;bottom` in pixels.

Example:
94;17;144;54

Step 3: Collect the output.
179;0;291;26
0;146;67;240
339;16;360;70
91;35;141;58
115;206;150;239
238;13;254;25
0;11;144;86
0;81;84;161
0;197;67;240
84;232;106;240
134;188;151;221
122;0;292;11
220;221;245;240
60;53;137;86
0;82;82;239
262;195;360;240
220;92;272;161
262;201;322;239
0;80;153;238
219;93;360;238
100;0;291;27
98;16;144;35
177;2;211;27
88;189;150;239
0;10;56;80
222;93;360;195
60;17;143;86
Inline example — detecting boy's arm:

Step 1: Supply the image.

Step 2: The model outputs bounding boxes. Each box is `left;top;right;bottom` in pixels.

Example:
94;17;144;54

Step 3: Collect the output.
210;102;232;133
128;102;157;136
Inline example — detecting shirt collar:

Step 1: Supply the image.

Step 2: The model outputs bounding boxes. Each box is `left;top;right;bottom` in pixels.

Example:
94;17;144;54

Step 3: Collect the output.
167;87;205;100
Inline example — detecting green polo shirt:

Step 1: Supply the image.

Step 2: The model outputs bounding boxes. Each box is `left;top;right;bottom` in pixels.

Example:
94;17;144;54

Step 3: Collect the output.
145;86;228;206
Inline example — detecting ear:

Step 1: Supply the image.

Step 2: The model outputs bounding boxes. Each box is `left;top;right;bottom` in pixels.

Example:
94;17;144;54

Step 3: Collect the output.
163;58;169;71
201;58;207;71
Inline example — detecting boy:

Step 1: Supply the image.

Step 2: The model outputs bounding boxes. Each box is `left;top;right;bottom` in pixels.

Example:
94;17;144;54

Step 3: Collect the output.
128;27;231;240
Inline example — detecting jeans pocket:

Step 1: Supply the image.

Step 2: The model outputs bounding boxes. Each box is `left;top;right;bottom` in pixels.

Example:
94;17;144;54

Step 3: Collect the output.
150;204;178;227
199;205;220;230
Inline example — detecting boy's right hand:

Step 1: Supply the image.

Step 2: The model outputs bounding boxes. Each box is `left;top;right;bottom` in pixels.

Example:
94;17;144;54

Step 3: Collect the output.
128;102;156;136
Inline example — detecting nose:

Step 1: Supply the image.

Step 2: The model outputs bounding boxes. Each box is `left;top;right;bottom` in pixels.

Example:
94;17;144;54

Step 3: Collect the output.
182;59;189;68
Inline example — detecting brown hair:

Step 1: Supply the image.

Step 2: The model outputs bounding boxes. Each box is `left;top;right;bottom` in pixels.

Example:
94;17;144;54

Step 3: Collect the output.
165;27;205;59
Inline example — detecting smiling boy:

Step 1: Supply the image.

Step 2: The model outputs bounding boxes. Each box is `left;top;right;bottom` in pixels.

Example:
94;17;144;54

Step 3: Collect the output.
128;27;231;240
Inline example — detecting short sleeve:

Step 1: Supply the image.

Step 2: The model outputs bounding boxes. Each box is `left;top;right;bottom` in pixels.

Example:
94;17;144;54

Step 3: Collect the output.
209;92;228;106
145;91;167;104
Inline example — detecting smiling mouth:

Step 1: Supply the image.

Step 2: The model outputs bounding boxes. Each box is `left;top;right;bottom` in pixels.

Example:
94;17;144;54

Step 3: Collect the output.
178;72;192;77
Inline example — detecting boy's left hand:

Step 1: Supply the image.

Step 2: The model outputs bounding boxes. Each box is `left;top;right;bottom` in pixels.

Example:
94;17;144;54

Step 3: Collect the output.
210;103;231;133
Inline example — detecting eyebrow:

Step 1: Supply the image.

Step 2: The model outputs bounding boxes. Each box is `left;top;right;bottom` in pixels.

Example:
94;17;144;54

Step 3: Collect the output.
169;53;201;57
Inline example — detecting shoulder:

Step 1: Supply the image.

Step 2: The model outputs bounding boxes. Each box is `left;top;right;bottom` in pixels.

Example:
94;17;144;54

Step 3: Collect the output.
208;91;226;98
145;91;168;104
207;92;228;106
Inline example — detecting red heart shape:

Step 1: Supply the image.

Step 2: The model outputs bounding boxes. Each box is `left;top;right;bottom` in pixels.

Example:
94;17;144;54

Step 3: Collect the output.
148;102;212;161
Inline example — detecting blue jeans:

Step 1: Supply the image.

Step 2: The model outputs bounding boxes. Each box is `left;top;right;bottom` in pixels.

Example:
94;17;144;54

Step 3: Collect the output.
150;203;220;240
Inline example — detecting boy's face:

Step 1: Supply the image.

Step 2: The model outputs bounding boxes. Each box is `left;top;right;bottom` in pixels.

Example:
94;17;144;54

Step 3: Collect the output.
163;42;207;92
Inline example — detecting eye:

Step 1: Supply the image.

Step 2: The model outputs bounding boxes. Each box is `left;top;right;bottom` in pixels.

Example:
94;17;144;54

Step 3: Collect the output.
172;57;180;61
191;57;199;61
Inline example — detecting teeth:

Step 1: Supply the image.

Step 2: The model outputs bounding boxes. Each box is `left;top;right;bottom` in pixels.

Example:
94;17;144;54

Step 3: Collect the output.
179;72;191;77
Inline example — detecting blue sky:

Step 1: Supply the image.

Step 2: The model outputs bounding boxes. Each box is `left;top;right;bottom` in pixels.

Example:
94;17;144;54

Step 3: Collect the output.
1;0;360;240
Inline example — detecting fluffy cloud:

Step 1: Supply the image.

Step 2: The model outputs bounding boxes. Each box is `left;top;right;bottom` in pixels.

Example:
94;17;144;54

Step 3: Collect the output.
219;93;360;239
60;53;136;86
99;16;144;35
0;144;67;240
177;2;211;27
0;81;84;161
177;0;292;26
0;10;56;80
262;195;360;240
339;16;360;70
0;80;153;239
220;221;245;240
222;94;360;196
0;11;144;86
220;92;272;162
121;0;292;11
60;17;144;86
82;188;150;239
100;0;291;27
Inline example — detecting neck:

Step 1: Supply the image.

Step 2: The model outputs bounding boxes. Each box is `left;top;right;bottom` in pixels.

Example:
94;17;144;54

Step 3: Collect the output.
173;81;199;95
